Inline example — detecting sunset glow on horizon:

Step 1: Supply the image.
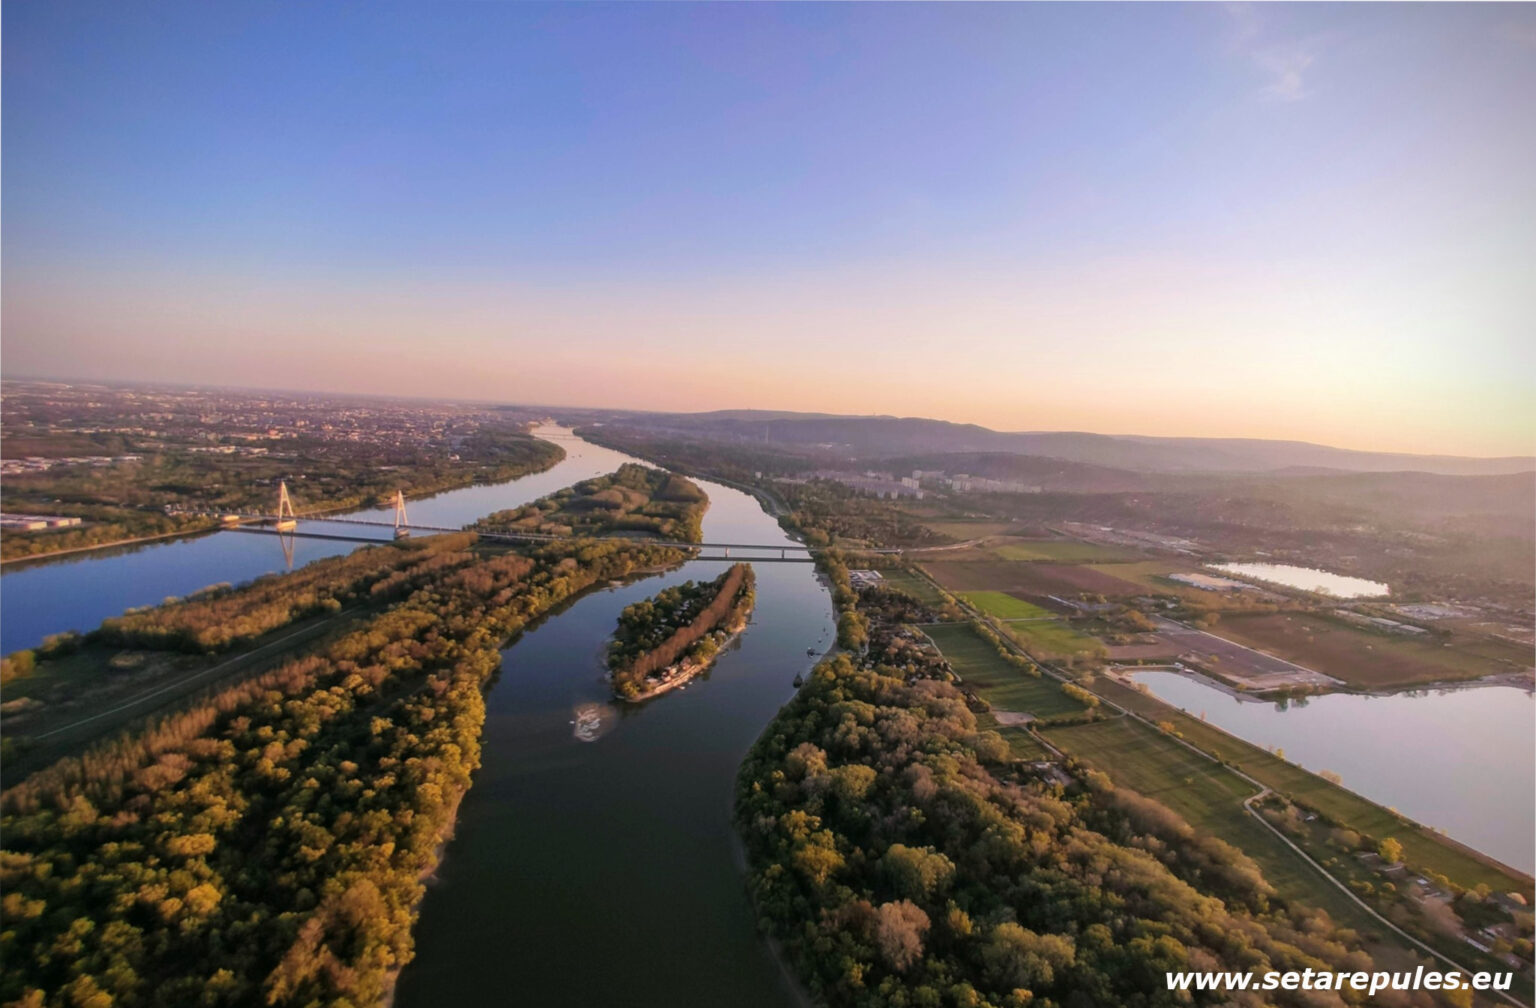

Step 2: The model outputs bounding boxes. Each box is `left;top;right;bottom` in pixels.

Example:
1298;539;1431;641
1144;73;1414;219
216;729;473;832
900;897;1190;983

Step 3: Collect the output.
4;2;1532;457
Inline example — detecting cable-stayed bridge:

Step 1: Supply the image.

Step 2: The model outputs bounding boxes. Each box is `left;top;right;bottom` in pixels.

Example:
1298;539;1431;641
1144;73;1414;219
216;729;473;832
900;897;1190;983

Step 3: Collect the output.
178;481;899;563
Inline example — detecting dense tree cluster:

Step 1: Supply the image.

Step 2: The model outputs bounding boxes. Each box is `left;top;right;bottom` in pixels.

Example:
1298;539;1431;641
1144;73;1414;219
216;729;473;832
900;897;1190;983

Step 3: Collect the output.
776;480;947;549
89;535;480;653
855;586;955;683
1;524;694;1004
736;655;1391;1008
474;464;707;542
0;511;219;563
607;564;757;699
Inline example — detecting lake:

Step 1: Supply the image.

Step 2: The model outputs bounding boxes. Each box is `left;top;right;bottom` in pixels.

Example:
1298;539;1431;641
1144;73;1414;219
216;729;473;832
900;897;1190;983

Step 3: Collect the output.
1209;562;1390;598
1129;669;1534;873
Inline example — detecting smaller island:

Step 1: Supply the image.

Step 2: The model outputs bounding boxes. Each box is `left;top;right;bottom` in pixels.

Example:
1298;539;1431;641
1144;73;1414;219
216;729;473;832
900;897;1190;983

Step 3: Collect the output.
607;563;756;701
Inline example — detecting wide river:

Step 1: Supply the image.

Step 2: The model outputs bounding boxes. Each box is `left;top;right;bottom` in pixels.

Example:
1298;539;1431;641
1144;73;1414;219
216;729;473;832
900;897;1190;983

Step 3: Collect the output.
3;427;1529;993
1;427;828;1006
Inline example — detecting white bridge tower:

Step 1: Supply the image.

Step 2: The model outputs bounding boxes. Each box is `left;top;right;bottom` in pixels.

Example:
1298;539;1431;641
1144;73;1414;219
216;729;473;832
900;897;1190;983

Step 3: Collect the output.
392;490;410;539
275;481;298;531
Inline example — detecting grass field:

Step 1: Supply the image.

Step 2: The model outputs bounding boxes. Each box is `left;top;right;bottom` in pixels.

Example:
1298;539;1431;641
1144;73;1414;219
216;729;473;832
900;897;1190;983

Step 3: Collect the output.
955;591;1106;659
923;622;1086;718
1001;620;1107;660
1040;715;1411;941
879;568;948;607
1216;612;1527;689
919;520;1021;540
991;540;1141;564
1092;676;1532;894
977;715;1051;760
960;591;1057;620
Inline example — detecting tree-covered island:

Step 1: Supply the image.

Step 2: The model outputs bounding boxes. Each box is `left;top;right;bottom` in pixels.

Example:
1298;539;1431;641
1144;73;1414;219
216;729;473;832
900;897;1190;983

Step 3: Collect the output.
473;463;707;542
607;562;756;701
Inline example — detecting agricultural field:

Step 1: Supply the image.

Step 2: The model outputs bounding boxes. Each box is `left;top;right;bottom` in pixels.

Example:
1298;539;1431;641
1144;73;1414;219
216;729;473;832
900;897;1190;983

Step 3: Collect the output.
1095;676;1533;895
918;519;1021;540
922;622;1087;718
990;540;1142;564
922;559;1149;598
1216;612;1530;689
957;591;1107;661
959;591;1057;621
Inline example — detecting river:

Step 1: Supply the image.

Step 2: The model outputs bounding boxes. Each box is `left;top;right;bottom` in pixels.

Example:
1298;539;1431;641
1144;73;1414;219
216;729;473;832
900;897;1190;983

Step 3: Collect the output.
2;428;638;654
1;426;830;1006
6;426;1528;990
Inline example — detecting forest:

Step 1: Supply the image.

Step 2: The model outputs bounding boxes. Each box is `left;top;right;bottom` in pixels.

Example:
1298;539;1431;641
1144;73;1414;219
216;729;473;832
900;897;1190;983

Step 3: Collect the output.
473;463;707;542
0;471;704;1007
607;563;756;700
736;653;1417;1008
92;535;479;653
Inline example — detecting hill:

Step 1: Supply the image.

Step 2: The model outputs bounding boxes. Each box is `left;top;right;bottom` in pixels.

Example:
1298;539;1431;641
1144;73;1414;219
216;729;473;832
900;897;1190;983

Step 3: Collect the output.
574;409;1532;476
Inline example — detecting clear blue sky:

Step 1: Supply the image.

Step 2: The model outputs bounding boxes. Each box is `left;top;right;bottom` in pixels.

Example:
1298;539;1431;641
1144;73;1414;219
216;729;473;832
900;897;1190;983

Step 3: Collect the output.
4;2;1532;454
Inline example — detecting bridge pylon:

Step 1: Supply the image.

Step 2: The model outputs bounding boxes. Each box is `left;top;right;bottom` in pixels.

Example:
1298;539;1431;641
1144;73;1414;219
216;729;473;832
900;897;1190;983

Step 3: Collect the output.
275;481;298;531
392;490;410;539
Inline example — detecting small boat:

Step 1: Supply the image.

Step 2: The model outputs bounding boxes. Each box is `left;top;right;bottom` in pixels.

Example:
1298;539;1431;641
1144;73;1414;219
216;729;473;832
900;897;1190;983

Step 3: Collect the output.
793;673;805;687
806;647;817;655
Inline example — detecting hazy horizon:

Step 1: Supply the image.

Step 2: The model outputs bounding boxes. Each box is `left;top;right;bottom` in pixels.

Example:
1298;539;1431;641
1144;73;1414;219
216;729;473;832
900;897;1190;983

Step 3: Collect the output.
4;3;1533;456
7;370;1533;464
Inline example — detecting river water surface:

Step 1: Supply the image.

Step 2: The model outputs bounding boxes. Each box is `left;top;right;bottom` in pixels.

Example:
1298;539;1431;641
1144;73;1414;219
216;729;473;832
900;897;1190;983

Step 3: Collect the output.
5;428;1529;994
2;429;633;654
2;427;828;1006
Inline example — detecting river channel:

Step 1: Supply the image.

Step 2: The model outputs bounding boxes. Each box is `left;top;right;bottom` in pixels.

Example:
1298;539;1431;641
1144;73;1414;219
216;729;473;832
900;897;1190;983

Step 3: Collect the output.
4;426;1529;993
1;427;830;1005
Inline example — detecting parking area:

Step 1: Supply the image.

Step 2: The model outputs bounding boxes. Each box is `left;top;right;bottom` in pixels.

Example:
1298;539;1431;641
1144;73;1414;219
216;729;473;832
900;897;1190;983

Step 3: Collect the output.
1150;616;1342;690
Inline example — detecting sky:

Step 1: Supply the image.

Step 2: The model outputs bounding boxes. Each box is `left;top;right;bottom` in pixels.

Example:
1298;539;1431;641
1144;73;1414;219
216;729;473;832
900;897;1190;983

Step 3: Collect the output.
3;2;1533;456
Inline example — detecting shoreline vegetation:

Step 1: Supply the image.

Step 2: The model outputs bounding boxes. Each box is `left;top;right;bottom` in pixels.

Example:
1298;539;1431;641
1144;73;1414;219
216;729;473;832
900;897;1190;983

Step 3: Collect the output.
607;563;757;702
0;432;565;564
0;466;706;1008
0;408;565;562
472;462;707;543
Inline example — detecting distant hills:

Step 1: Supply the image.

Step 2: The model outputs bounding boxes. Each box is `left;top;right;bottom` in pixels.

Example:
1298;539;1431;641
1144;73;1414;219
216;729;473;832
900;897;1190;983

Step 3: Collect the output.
584;410;1533;477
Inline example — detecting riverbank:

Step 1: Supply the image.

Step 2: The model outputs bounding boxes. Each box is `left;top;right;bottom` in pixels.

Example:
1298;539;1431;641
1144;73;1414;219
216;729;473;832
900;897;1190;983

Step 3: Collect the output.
607;563;757;701
392;457;834;1008
1;443;567;568
618;626;746;703
0;522;221;567
1109;661;1534;706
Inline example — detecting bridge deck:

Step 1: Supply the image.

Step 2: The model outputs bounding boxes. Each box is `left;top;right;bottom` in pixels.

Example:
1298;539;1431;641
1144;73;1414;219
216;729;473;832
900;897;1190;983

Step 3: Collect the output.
234;525;818;560
198;511;899;554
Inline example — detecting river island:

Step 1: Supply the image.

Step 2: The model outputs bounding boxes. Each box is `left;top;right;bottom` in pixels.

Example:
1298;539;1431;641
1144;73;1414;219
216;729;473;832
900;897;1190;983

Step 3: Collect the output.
607;562;756;701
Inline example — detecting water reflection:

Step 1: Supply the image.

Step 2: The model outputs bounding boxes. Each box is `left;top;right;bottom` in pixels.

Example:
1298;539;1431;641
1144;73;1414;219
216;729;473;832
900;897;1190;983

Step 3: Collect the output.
1209;562;1389;598
1130;669;1533;871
